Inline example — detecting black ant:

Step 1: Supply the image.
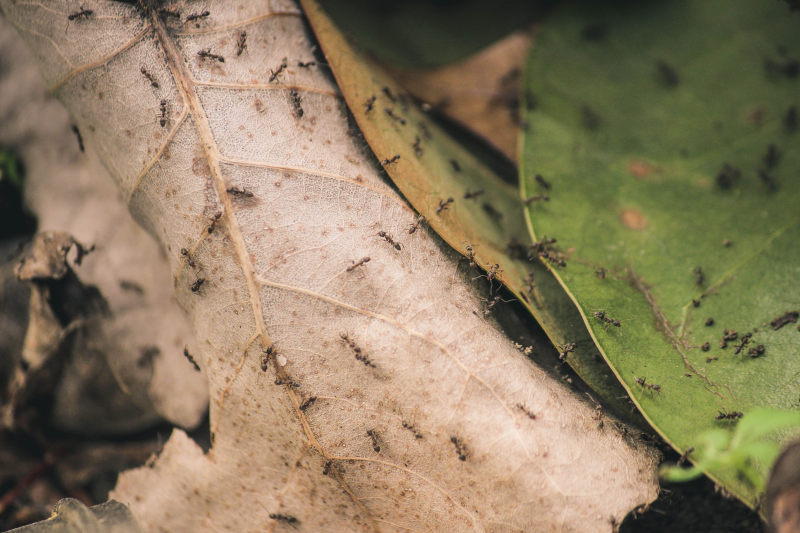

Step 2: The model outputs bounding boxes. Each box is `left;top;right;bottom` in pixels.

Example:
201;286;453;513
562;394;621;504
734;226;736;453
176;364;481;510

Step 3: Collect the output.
299;396;316;411
226;186;254;198
289;90;303;118
380;155;400;166
516;403;536;420
733;332;752;355
159;99;168;127
407;215;425;234
235;31;247;56
593;311;621;327
198;49;225;63
190;277;206;293
482;203;503;222
322;459;332;476
377;231;402;250
366;429;381;452
436;197;454;215
71;125;84;152
715;410;743;421
450;436;468;461
481;295;514;316
185;10;210;26
207;211;222;234
412;135;423;156
140;66;159;88
260;346;274;372
183;346;201;371
180;247;196;268
268;58;288;82
381;86;396;102
402;421;423;439
633;375;661;392
157;7;180;19
364;95;376;113
297;60;316;68
677;447;694;466
340;333;375;368
464;245;477;269
269;514;298;525
450;159;461;172
346;257;370;272
558;342;577;361
463;189;484;200
68;7;93;21
534;174;551;190
384;108;406;125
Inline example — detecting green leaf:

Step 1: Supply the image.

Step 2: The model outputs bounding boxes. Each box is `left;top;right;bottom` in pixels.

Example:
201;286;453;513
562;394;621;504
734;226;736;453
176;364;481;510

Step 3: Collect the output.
302;0;643;423
521;0;800;508
318;0;549;68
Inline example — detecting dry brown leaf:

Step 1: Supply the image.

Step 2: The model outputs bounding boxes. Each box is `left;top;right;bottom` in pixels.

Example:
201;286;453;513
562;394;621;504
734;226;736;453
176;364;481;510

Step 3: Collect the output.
387;31;533;161
0;1;659;530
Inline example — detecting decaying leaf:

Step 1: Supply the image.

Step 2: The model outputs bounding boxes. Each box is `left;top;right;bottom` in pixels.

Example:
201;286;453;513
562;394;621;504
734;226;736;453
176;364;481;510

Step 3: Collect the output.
0;18;209;435
1;1;659;530
387;30;533;161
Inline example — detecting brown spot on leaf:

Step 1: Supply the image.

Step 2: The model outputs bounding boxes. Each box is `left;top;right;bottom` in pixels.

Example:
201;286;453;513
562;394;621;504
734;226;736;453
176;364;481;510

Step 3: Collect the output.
628;160;656;179
620;209;647;230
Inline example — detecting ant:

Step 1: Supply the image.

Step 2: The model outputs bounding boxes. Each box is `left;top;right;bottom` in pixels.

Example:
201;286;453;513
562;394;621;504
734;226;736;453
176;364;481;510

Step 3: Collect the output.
140;66;159;88
516;403;536;420
436;197;454;215
366;429;381;452
207;211;222;234
183;346;201;371
633;375;661;392
322;459;332;476
226;186;254;198
346;257;370;272
190;277;206;293
260;346;274;372
364;95;376;113
450;159;461;172
715;410;743;421
381;86;396;102
450;436;468;461
464;245;478;269
299;396;316;411
157;8;180;19
68;7;93;21
289;90;303;118
593;311;621;327
558;342;577;361
159;99;168;127
377;231;402;250
380;155;400;166
534;174;551;190
340;333;375;368
407;215;426;234
198;49;225;63
235;31;247;56
297;60;316;68
694;267;704;286
733;332;752;355
677;447;694;466
180;247;196;268
412;136;423;156
463;189;484;200
71;125;84;152
269;514;298;525
384;108;406;125
268;58;288;82
185;10;210;26
481;295;514;316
